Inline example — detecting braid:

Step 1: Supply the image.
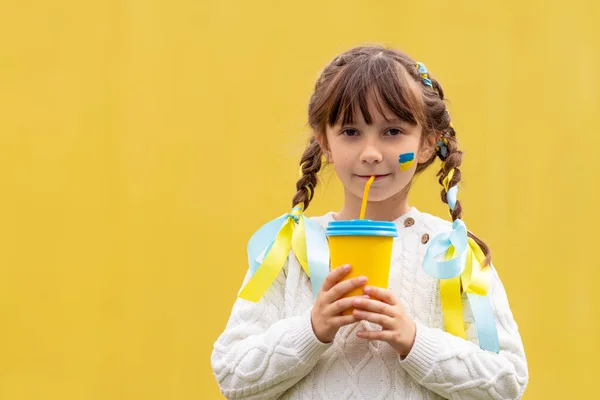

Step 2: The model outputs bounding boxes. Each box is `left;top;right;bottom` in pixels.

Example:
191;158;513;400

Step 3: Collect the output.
436;129;462;221
435;125;492;267
292;136;323;211
423;72;492;267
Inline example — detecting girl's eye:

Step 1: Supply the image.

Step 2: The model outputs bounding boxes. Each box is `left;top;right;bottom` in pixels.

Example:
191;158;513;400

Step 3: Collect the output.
341;129;359;137
386;128;403;136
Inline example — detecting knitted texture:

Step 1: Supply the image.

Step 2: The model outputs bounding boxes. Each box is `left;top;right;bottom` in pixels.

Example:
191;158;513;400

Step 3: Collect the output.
211;208;529;399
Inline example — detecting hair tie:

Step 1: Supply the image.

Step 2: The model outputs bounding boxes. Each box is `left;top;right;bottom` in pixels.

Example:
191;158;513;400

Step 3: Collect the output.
436;133;452;161
416;62;434;89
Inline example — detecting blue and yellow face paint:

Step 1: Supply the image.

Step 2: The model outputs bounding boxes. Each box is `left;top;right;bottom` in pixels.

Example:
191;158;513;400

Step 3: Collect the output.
398;152;415;171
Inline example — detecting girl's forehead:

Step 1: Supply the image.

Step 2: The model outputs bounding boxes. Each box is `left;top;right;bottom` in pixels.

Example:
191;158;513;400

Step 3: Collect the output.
332;93;415;127
324;61;425;129
358;95;403;124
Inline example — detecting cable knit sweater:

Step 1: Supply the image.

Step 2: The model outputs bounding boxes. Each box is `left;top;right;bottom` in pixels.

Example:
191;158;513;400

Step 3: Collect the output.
211;207;529;399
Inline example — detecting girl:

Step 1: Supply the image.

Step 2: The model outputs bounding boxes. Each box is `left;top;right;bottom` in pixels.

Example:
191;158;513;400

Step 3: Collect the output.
211;45;528;399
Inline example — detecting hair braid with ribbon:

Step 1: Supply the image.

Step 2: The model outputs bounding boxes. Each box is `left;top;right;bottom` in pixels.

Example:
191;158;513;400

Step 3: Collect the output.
239;136;328;303
416;62;491;267
416;60;499;352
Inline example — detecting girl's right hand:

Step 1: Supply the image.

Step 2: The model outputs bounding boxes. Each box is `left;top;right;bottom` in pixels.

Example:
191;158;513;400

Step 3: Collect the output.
311;264;367;343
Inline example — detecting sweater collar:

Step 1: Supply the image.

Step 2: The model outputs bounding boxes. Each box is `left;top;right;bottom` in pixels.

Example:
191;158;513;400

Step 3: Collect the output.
314;206;421;231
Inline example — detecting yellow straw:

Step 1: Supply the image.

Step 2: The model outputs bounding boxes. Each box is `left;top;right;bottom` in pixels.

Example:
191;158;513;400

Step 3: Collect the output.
359;176;376;219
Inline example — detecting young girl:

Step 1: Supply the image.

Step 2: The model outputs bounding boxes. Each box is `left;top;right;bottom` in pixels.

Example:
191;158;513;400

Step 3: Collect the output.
211;45;528;399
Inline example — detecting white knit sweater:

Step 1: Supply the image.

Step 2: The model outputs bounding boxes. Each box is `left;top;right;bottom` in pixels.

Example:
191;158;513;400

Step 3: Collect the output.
211;207;529;399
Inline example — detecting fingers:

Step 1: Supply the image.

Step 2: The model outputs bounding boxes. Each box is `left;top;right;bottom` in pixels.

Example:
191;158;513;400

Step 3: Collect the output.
320;264;352;292
328;295;367;315
325;276;367;303
352;309;394;329
332;313;359;328
352;297;394;317
356;329;393;341
363;286;398;306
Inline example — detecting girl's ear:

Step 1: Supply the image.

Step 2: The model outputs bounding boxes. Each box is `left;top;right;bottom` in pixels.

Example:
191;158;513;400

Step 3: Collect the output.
418;132;438;163
315;134;332;163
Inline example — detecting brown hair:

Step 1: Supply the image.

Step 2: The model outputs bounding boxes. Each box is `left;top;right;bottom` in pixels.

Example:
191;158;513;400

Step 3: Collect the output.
294;44;491;266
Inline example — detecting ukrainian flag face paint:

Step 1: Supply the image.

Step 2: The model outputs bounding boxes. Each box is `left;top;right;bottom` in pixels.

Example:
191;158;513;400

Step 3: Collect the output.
398;152;415;171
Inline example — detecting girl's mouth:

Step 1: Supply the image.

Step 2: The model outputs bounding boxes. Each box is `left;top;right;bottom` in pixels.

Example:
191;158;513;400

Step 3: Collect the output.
356;174;391;181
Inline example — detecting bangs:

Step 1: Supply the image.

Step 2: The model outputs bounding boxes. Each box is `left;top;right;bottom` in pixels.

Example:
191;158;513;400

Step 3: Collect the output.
324;56;424;127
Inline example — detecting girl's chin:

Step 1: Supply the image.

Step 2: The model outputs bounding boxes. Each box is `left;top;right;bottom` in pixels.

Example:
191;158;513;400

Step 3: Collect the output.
352;188;394;202
349;181;408;203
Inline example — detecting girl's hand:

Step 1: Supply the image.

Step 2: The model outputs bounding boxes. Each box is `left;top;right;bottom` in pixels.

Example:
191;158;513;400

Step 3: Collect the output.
311;264;368;344
352;285;417;358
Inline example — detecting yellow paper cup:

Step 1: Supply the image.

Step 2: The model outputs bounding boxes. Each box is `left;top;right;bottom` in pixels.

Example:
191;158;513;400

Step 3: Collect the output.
326;220;398;316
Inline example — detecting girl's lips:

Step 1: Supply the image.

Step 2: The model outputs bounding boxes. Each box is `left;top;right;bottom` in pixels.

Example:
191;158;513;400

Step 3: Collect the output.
356;174;391;181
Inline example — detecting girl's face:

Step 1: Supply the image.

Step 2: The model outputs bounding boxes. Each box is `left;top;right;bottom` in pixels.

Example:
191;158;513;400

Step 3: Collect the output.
322;94;434;204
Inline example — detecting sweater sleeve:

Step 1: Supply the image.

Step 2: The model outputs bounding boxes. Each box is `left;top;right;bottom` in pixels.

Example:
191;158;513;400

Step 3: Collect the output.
211;258;332;400
399;266;529;400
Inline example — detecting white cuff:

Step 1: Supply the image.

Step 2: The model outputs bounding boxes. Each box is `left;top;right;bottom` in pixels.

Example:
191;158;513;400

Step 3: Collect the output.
398;321;439;380
290;308;332;364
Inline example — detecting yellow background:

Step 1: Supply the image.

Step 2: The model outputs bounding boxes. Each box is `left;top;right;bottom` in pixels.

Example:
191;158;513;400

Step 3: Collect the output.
1;0;598;398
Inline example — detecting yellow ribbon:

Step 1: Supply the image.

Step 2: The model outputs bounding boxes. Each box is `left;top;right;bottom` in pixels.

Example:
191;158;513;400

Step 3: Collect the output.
238;207;311;302
441;167;455;192
240;156;331;302
297;158;325;203
439;236;492;338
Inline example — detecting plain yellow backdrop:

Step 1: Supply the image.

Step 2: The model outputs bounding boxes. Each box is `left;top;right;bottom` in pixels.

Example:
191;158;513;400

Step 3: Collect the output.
1;0;599;398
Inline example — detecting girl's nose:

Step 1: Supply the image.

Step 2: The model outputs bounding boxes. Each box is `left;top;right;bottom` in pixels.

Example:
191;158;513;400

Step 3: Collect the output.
359;142;383;164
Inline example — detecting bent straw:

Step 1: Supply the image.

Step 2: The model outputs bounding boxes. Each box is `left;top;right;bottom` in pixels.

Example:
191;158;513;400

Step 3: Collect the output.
359;176;376;219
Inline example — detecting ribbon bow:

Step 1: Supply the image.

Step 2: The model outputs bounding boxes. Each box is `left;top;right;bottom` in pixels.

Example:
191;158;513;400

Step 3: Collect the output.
238;206;329;302
422;219;500;353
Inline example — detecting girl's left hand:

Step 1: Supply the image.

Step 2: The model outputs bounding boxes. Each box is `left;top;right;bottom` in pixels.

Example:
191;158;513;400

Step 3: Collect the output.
352;286;417;358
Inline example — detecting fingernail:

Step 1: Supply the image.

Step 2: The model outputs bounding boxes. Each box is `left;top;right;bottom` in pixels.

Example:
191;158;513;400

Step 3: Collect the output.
358;276;367;283
343;264;351;271
364;286;371;293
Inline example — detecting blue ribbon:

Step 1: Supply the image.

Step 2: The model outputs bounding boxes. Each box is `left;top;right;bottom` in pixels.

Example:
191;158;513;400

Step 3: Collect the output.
422;219;500;353
247;215;286;277
422;219;468;279
303;217;329;299
246;213;329;299
466;292;500;353
436;139;448;159
447;185;458;211
417;62;433;88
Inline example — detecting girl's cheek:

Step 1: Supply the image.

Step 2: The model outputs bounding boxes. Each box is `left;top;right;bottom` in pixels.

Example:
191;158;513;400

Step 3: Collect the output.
398;152;415;171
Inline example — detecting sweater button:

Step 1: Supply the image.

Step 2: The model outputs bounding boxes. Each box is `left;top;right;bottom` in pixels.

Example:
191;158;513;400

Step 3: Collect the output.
421;234;430;244
404;217;415;227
